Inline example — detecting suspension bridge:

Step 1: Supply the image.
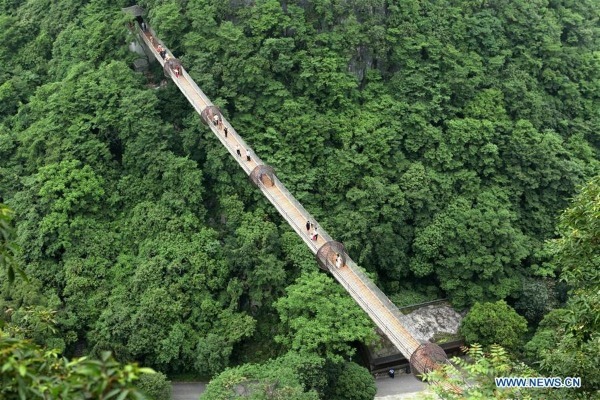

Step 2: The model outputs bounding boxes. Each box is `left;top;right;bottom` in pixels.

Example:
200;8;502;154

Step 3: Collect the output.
134;20;448;376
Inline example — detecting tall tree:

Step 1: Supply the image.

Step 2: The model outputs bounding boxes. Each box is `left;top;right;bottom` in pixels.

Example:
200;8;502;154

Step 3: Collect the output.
274;271;376;360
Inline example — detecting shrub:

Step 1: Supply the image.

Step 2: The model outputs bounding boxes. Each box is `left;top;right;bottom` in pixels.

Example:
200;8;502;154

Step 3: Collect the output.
460;300;527;351
136;371;172;400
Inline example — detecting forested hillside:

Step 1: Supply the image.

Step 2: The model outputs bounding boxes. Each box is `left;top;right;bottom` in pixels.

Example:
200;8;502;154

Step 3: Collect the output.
1;0;599;392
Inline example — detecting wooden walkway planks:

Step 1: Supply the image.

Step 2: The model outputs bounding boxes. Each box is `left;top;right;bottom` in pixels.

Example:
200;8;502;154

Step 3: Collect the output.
137;26;424;362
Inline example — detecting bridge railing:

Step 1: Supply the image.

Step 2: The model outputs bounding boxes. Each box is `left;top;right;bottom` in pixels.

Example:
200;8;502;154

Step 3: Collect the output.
180;67;213;109
272;176;334;248
330;266;419;358
136;26;168;66
253;175;333;253
345;259;419;338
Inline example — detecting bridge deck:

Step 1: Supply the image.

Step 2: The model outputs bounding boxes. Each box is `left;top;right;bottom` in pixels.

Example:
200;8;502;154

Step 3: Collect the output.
138;27;421;360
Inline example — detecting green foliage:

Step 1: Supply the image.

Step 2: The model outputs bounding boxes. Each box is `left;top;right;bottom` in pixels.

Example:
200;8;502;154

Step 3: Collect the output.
14;159;105;260
201;352;321;400
325;361;376;400
49;6;131;80
423;344;540;400
0;330;152;399
203;351;375;400
389;286;438;309
514;278;557;324
526;176;600;396
0;204;23;283
412;189;528;307
551;176;600;290
460;300;528;352
149;1;187;51
135;371;172;400
274;271;376;360
4;306;61;349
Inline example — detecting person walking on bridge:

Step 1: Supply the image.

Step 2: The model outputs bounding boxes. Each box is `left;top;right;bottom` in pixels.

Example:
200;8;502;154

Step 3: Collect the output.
311;226;318;241
224;126;228;138
236;145;241;157
335;253;343;269
157;45;166;60
306;220;311;233
246;148;251;162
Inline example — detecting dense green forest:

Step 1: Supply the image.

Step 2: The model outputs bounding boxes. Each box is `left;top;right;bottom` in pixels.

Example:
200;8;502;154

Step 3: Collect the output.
1;0;599;399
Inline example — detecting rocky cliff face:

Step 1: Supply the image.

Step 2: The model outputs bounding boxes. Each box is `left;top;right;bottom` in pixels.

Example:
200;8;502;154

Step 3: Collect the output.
402;303;463;343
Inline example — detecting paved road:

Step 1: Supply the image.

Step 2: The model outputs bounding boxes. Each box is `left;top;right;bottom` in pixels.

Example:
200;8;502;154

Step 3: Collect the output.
172;383;206;400
172;373;426;400
374;373;426;397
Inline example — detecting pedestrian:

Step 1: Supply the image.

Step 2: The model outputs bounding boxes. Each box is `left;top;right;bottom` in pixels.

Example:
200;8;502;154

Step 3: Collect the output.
157;45;166;59
311;226;318;241
306;220;310;232
224;126;228;138
246;148;251;162
141;21;147;32
335;253;342;269
213;113;219;126
388;368;395;379
236;145;241;157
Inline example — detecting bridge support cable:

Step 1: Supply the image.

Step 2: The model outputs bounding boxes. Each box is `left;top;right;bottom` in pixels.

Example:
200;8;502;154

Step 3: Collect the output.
134;21;451;375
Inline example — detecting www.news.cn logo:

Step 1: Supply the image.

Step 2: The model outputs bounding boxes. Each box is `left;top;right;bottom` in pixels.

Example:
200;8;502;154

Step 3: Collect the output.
495;377;581;388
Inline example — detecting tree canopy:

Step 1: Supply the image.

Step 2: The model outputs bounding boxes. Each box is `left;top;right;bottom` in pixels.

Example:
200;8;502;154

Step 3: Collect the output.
459;300;528;352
